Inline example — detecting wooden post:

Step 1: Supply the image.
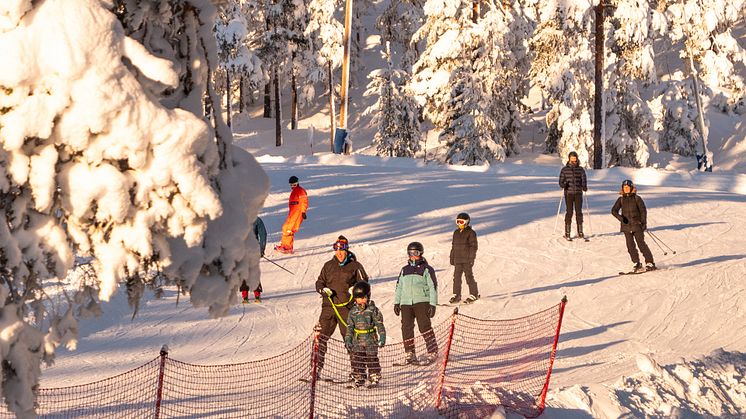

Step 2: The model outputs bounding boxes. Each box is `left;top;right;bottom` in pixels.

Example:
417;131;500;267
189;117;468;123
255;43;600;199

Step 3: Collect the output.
328;62;336;152
274;67;282;147
338;0;354;154
592;0;604;169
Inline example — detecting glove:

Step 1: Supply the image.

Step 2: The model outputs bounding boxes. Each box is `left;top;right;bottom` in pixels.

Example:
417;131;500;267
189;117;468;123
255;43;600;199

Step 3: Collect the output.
348;286;354;296
379;336;385;347
321;287;333;297
622;216;629;224
302;212;307;220
394;304;400;316
428;305;436;318
583;187;588;192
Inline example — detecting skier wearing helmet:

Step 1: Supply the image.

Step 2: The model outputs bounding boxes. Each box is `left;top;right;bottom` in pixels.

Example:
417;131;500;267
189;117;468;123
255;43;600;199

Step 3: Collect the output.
612;180;656;273
449;212;479;304
393;242;439;365
275;175;308;254
344;281;386;388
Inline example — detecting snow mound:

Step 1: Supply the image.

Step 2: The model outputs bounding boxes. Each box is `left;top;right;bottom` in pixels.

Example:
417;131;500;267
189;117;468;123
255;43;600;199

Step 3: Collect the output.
548;349;746;418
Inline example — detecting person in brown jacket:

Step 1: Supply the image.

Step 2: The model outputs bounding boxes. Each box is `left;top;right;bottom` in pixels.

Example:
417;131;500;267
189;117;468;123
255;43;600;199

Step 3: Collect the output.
313;235;369;376
611;180;656;273
449;213;479;304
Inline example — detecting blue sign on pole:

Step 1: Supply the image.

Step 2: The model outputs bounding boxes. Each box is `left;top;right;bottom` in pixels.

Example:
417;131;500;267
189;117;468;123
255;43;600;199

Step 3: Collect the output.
333;128;347;154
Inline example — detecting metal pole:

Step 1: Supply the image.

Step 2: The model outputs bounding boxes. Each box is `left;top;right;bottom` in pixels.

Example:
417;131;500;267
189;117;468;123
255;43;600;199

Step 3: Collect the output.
338;0;354;154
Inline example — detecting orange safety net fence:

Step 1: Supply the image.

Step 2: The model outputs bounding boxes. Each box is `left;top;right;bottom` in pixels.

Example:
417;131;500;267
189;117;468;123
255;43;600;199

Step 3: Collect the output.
0;298;566;418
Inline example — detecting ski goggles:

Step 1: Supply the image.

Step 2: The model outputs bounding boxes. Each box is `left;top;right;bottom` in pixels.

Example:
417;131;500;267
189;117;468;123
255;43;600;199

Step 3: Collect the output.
456;219;467;225
407;249;422;257
333;241;349;251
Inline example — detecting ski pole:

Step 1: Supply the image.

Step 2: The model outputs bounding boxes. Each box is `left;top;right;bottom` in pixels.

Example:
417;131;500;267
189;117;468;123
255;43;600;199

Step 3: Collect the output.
583;192;592;237
648;231;677;254
552;192;563;236
645;231;668;256
262;256;295;275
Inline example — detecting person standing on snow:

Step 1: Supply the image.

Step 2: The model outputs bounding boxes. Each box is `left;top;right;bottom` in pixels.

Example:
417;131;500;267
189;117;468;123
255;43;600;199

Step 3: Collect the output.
275;176;308;254
314;236;369;376
241;217;267;303
559;151;588;240
611;180;656;273
345;281;385;388
449;213;479;304
394;242;438;365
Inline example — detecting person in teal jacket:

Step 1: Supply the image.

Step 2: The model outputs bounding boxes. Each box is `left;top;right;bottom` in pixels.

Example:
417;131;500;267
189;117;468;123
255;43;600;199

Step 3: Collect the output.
393;242;438;365
345;281;385;388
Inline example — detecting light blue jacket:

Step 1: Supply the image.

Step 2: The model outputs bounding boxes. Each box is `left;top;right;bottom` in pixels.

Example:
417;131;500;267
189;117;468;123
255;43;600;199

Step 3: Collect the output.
394;257;437;306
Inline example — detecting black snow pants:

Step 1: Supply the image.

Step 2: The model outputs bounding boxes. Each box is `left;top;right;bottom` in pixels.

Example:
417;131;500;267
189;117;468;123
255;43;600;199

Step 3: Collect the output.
400;302;438;356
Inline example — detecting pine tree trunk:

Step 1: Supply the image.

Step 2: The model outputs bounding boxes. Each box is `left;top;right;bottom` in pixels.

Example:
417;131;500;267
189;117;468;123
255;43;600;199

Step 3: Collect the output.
239;75;244;114
264;82;271;118
328;62;336;152
226;70;232;128
592;0;604;169
274;67;282;147
472;0;479;22
291;54;298;130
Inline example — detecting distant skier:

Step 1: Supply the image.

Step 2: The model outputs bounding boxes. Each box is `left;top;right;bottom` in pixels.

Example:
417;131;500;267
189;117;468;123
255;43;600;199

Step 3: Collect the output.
559;151;588;240
611;180;656;273
345;281;385;388
241;217;267;303
394;242;438;365
449;213;479;304
274;176;308;254
314;236;369;377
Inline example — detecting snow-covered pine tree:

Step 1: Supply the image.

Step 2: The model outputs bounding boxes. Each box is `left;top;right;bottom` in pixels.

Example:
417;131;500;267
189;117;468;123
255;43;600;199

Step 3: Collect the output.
377;0;425;71
530;2;596;167
215;1;263;126
304;0;344;148
364;42;422;157
601;0;666;167
654;73;704;156
0;0;267;414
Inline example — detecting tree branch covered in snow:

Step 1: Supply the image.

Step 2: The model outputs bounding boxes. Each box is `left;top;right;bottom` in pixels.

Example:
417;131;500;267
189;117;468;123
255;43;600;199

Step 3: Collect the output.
0;0;267;414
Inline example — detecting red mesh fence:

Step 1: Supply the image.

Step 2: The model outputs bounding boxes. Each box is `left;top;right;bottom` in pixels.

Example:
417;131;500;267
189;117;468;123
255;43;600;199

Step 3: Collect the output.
0;298;566;418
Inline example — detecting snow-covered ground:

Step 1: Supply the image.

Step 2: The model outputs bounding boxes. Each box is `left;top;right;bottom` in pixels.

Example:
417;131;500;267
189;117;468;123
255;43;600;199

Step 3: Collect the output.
41;123;746;417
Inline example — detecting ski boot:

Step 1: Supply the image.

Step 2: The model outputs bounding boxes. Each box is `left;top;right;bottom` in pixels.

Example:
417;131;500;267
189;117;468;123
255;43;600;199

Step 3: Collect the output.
645;262;656;271
564;223;572;241
463;294;480;304
404;351;418;365
242;297;249;304
577;223;584;239
448;295;461;304
368;373;381;387
422;352;437;365
633;263;645;273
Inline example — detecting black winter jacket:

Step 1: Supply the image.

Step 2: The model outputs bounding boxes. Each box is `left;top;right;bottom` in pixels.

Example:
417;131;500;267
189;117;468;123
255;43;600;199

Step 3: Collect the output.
450;226;477;265
559;163;587;194
611;192;647;233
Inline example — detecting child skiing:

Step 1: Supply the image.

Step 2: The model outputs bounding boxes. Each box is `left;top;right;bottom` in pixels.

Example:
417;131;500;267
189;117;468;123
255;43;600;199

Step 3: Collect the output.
345;281;385;388
241;217;267;303
449;212;479;304
611;180;656;273
394;242;438;365
275;176;308;254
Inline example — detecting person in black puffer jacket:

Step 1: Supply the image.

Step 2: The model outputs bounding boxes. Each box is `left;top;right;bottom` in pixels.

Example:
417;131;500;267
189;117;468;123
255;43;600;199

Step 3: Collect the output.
449;213;479;304
558;151;588;240
611;180;656;273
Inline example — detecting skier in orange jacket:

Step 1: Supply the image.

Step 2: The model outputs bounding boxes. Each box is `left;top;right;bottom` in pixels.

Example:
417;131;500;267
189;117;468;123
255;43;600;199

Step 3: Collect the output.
275;175;308;254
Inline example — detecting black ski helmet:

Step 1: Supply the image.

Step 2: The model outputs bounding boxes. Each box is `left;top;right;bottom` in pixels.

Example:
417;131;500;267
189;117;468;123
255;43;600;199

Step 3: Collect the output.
352;281;371;299
288;175;299;184
407;241;424;254
621;179;634;188
456;212;470;222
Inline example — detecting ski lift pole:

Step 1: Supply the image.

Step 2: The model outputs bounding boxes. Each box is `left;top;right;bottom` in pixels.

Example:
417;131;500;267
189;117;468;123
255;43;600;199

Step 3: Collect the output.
333;0;354;155
262;255;295;275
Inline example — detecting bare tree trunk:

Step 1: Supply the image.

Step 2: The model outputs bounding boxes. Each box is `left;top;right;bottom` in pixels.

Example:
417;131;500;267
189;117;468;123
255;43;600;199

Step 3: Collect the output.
592;0;604;169
472;0;479;22
274;67;282;147
239;75;244;114
291;54;298;130
264;82;271;118
328;62;336;152
226;70;232;128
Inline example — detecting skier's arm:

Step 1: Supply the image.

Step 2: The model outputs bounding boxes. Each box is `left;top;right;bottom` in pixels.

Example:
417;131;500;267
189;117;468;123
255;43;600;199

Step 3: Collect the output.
469;230;478;263
256;218;267;255
637;196;647;227
611;197;623;222
299;189;309;213
558;168;566;189
394;270;403;305
373;306;386;345
315;266;327;294
581;169;588;191
344;312;354;348
426;269;437;306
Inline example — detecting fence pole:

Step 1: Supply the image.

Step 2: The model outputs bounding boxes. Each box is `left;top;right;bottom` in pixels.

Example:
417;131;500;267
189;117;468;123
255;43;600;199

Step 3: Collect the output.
538;297;567;412
309;331;320;419
435;307;459;410
154;345;169;419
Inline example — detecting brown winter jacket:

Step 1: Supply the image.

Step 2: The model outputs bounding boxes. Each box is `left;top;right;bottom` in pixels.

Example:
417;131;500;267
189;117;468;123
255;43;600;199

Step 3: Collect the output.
315;251;369;308
611;188;647;233
450;226;478;265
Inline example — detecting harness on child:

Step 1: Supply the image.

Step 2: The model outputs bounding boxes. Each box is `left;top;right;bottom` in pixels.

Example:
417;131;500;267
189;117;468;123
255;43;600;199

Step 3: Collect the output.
353;327;376;338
